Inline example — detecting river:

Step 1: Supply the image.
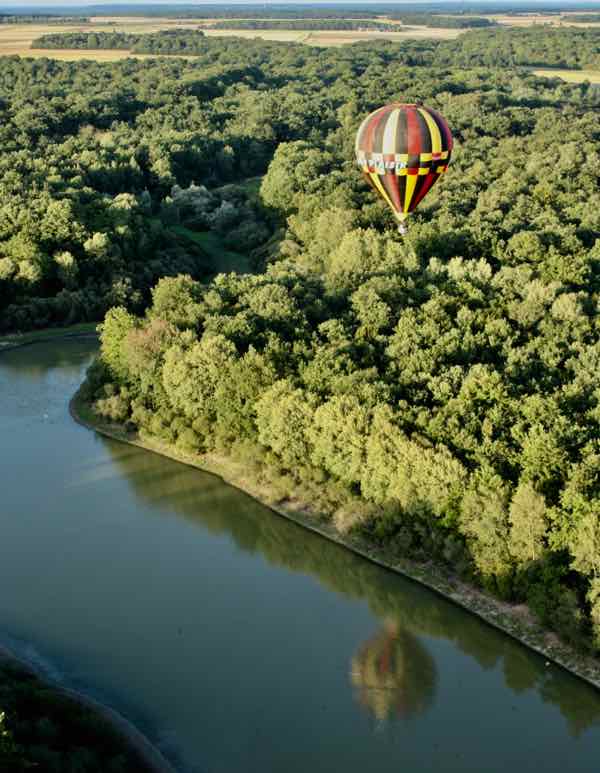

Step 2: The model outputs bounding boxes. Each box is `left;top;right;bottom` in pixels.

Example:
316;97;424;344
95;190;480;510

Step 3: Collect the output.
1;338;599;773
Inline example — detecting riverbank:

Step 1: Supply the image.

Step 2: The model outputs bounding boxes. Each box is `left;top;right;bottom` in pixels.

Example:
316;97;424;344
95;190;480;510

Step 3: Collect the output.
71;384;600;694
0;322;98;352
0;642;176;773
1;329;177;773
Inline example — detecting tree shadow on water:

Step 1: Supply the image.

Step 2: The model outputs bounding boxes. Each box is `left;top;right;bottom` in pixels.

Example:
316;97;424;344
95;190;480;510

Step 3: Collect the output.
103;435;600;738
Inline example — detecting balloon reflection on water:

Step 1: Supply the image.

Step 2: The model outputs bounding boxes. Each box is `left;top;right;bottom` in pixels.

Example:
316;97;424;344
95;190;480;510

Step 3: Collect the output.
350;619;437;722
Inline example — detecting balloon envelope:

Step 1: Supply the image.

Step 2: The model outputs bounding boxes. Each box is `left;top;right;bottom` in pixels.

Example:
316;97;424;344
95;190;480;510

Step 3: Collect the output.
355;102;453;226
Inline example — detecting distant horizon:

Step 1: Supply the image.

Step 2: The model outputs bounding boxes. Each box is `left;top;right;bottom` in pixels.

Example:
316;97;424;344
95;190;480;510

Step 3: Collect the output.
4;0;600;7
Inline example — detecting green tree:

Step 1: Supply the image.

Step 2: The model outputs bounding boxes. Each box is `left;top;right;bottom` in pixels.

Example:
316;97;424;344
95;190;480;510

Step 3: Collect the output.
99;307;138;382
256;380;316;469
459;469;512;589
508;482;548;564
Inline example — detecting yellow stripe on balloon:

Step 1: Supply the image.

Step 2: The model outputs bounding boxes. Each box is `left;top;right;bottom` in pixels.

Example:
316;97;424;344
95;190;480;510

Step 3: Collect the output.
382;109;401;155
418;108;442;154
404;173;418;212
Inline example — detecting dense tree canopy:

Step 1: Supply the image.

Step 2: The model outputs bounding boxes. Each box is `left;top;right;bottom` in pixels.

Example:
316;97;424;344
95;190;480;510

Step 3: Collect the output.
0;15;89;24
206;19;399;31
388;13;496;27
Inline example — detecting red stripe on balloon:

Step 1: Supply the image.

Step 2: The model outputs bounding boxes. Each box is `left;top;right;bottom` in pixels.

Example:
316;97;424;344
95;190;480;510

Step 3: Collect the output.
410;172;438;210
385;173;402;212
406;107;422;156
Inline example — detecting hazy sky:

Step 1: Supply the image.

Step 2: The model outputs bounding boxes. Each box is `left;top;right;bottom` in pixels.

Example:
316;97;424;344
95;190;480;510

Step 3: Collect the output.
0;0;573;6
1;0;462;5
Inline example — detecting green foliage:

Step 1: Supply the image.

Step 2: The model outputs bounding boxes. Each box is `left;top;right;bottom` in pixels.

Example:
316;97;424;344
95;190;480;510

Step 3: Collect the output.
99;307;138;383
459;469;512;591
508;482;548;565
256;380;316;469
389;14;496;28
0;710;23;770
260;142;336;215
588;579;600;652
0;664;146;772
208;19;398;31
434;26;600;69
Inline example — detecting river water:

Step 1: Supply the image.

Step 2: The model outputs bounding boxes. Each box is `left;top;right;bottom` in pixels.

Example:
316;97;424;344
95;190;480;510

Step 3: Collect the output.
1;338;599;772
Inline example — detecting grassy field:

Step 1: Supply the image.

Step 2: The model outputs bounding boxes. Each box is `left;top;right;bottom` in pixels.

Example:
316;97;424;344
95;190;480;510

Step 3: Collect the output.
0;18;463;59
171;226;252;275
203;26;462;45
533;68;600;83
0;18;205;58
490;12;600;27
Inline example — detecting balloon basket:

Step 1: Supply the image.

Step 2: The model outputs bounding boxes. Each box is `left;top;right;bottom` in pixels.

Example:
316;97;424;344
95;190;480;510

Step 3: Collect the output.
397;223;408;236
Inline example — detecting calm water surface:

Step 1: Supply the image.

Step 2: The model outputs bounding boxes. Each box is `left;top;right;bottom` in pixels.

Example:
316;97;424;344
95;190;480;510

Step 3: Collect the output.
1;339;600;773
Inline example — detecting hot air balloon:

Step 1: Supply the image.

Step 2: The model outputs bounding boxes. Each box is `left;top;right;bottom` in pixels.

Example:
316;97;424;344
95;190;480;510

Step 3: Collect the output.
355;102;453;234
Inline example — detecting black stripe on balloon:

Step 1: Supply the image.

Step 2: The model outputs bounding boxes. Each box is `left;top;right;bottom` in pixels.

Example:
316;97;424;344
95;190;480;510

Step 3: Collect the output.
413;172;439;210
396;108;408;156
417;110;431;155
397;174;407;214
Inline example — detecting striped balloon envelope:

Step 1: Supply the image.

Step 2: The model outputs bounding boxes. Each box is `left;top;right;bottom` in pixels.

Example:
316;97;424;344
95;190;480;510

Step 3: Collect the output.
355;102;453;233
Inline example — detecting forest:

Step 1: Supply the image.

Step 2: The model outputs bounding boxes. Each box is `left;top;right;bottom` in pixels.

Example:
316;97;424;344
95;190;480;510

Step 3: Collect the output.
434;26;600;69
205;16;496;30
1;27;600;655
388;14;496;27
0;15;89;24
34;25;600;69
34;29;208;52
206;19;399;31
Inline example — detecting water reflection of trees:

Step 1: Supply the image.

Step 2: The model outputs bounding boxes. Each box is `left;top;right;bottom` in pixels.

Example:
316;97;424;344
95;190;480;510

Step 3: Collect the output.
0;339;96;381
105;438;600;737
350;620;436;721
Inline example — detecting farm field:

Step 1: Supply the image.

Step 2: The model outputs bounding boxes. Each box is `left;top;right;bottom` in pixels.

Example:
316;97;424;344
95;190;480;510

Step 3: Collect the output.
202;25;463;44
0;18;205;57
533;67;600;83
0;18;463;59
490;12;600;26
13;10;600;58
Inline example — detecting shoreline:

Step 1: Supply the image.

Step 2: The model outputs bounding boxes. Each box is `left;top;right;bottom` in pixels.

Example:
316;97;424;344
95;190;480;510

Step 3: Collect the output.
0;329;177;773
0;642;177;773
0;323;99;352
70;385;600;694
